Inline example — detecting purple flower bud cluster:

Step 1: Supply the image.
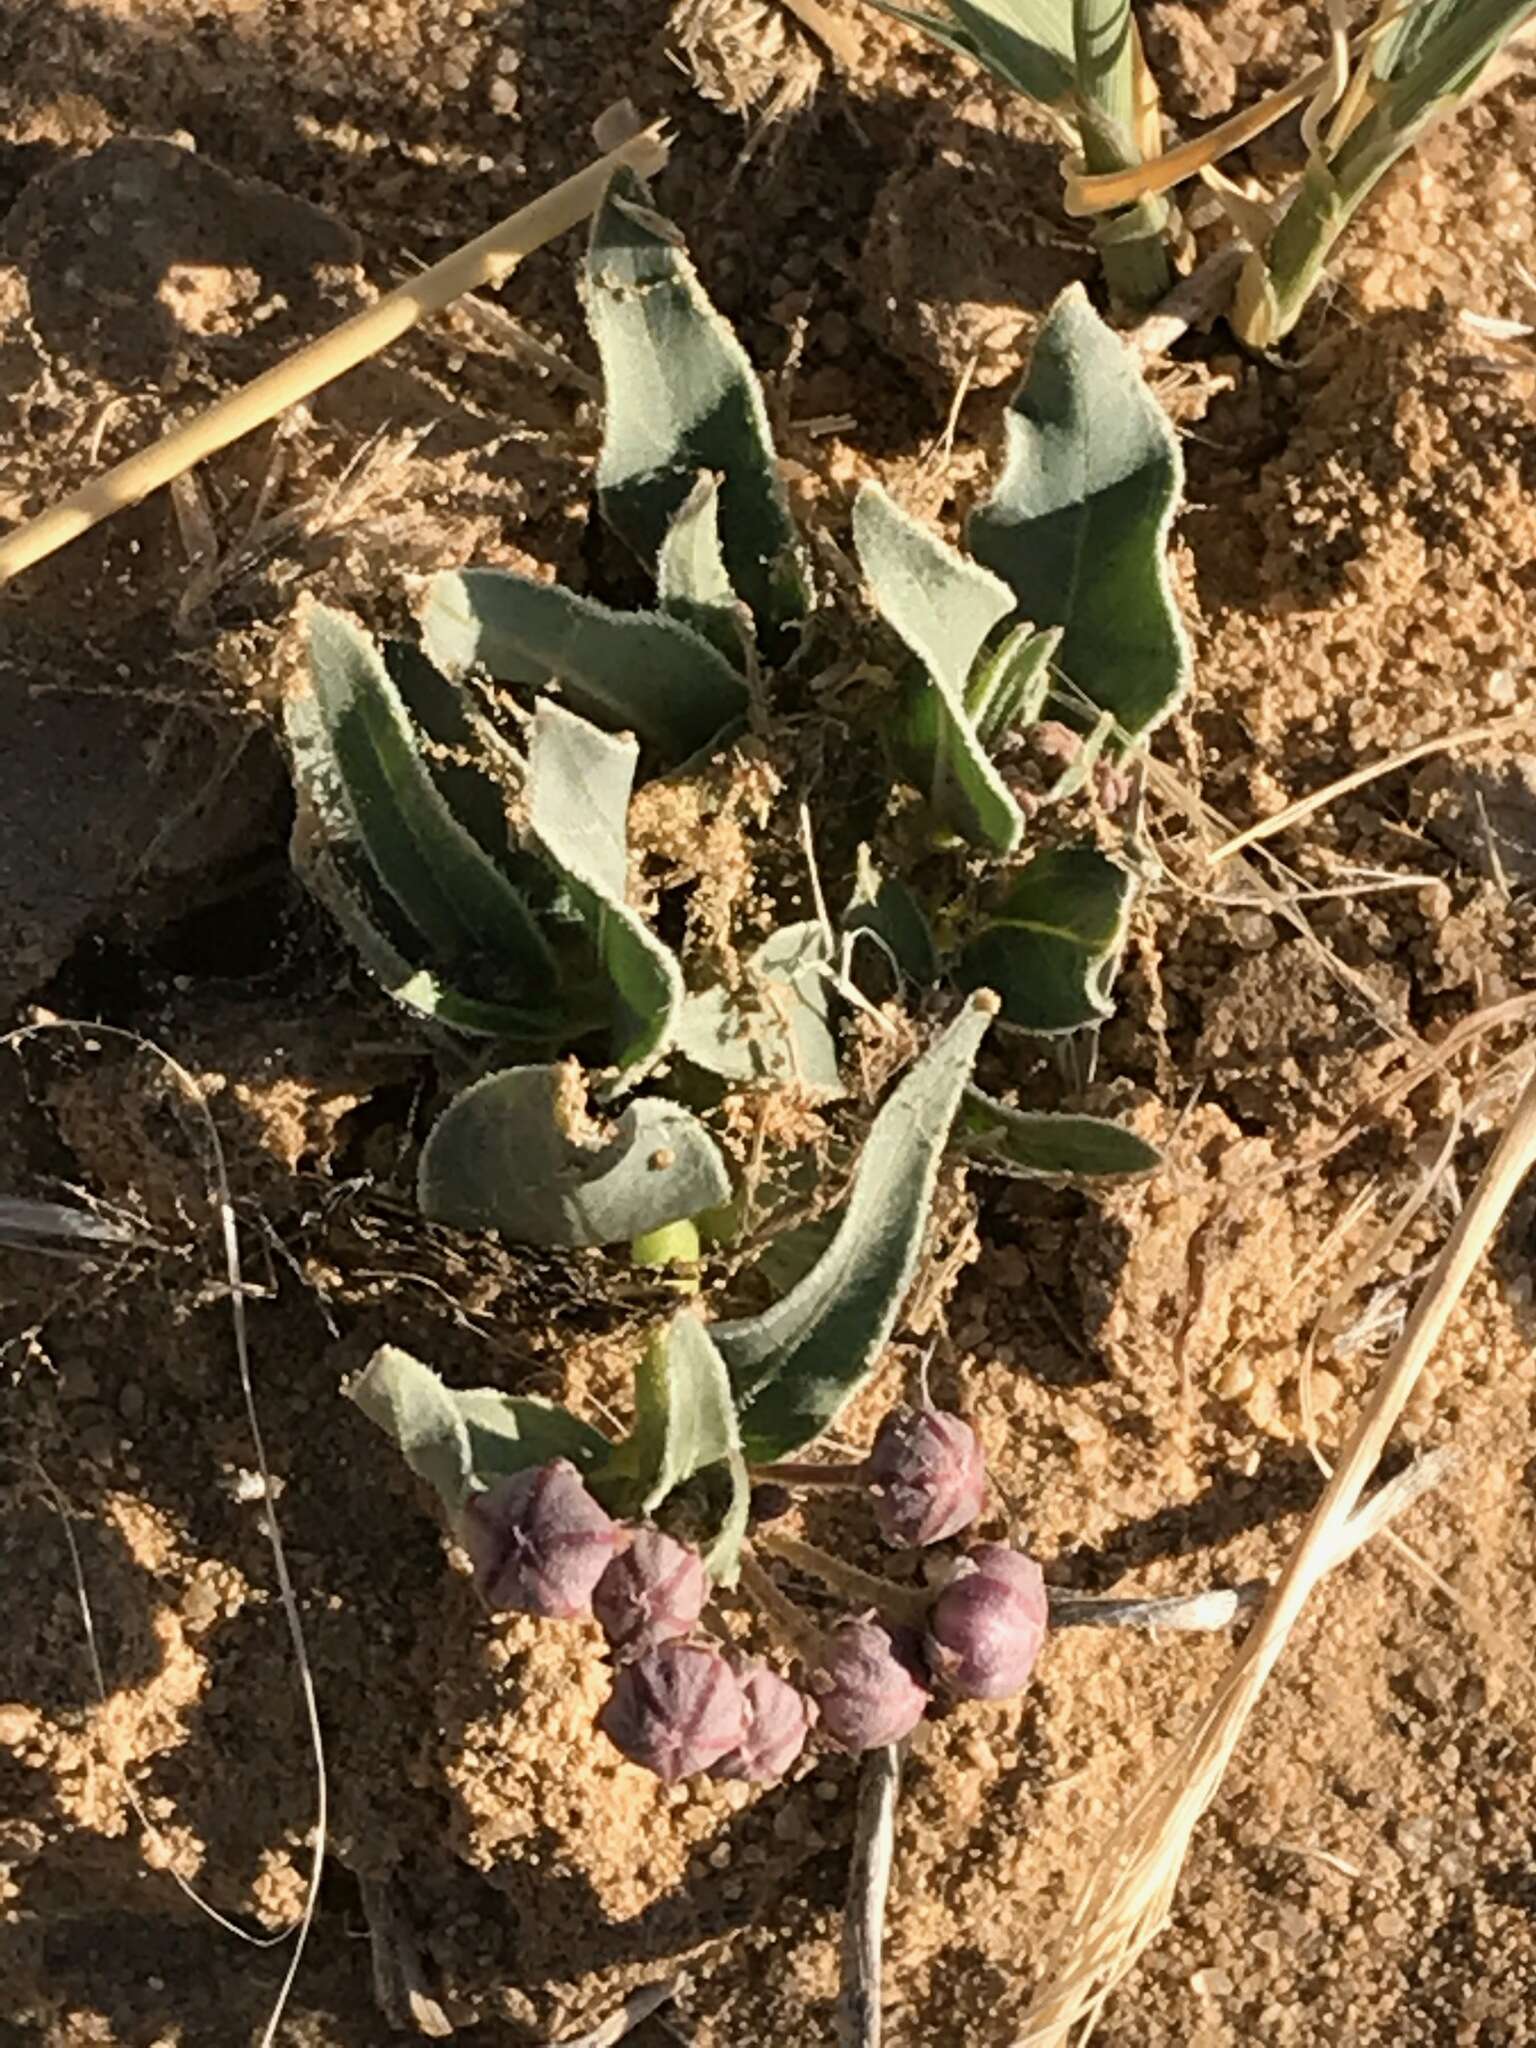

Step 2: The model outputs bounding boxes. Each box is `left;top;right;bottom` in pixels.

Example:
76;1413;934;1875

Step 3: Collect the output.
790;1407;1045;1751
459;1410;1050;1784
457;1460;816;1786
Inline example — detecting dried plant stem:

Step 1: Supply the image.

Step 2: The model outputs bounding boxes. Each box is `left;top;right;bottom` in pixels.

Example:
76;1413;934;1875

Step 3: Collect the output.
837;1743;904;2048
1207;708;1536;864
1048;1584;1260;1632
1018;1065;1536;2046
547;1976;685;2047
5;1021;327;2048
1063;16;1394;216
1128;241;1248;358
777;0;863;67
360;1875;453;2038
0;127;669;590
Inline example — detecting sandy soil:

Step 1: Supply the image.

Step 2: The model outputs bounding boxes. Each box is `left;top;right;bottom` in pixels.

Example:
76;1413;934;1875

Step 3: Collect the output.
3;2;1536;2044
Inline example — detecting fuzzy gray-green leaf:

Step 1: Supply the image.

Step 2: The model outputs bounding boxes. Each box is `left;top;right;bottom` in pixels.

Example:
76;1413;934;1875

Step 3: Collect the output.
417;1064;731;1249
969;286;1189;737
843;859;940;992
854;480;1024;856
600;1313;749;1582
289;606;555;989
966;624;1060;750
528;700;681;1073
454;1387;614;1483
586;172;809;642
956;844;1134;1034
347;1343;610;1512
872;0;1076;101
717;996;994;1462
958;1086;1161;1177
421;567;748;765
298;838;562;1041
658;472;753;666
674;921;841;1092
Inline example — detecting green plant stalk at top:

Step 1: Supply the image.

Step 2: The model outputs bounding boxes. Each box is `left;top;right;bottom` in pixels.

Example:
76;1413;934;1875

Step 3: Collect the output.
1245;0;1536;343
1073;0;1171;308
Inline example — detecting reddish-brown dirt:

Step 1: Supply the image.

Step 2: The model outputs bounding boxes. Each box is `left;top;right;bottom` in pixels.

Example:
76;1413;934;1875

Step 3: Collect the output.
3;3;1536;2045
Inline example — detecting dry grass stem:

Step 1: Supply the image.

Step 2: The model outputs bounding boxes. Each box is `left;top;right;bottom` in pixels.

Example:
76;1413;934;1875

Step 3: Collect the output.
547;1975;686;2047
361;1875;454;2037
1050;1446;1453;1636
1015;1066;1536;2045
777;0;862;66
1049;1584;1257;1632
837;1743;904;2047
0;126;669;589
1207;708;1536;864
5;1020;328;2048
1145;756;1420;1051
1128;243;1248;359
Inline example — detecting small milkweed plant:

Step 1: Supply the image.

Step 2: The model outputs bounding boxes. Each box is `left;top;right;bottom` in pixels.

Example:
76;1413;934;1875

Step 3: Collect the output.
282;168;1192;1779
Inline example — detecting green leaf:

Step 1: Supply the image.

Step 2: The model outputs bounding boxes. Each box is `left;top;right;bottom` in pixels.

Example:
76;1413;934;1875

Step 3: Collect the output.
948;0;1077;102
843;857;940;991
379;638;522;865
288;606;555;988
297;838;563;1040
598;1313;750;1583
860;0;988;65
966;623;1060;751
421;567;748;766
853;480;1024;856
716;996;995;1461
674;921;841;1092
417;1064;731;1249
585;172;810;643
658;472;753;666
958;1086;1161;1177
454;1386;614;1482
956;844;1134;1034
969;286;1189;738
527;701;681;1073
1074;0;1137;148
347;1343;610;1511
1045;706;1115;800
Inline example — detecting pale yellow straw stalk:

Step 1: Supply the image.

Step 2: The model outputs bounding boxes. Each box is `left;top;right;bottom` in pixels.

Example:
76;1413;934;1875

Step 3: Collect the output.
1017;1061;1536;2045
0;124;670;590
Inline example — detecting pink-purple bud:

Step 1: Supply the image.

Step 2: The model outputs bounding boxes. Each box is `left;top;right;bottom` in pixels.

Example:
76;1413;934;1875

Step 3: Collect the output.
598;1641;747;1782
864;1405;987;1548
457;1459;623;1619
925;1544;1047;1701
592;1528;709;1660
711;1662;817;1782
810;1616;930;1752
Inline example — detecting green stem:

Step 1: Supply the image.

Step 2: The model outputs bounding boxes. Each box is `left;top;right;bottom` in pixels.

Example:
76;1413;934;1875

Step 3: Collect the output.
739;1550;825;1661
755;1529;932;1631
752;1460;868;1489
1255;0;1536;342
630;1217;702;1294
1072;0;1171;307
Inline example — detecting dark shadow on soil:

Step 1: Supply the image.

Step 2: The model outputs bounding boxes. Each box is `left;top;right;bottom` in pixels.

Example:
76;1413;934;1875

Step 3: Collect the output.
1;1495;165;1705
1051;1446;1329;1590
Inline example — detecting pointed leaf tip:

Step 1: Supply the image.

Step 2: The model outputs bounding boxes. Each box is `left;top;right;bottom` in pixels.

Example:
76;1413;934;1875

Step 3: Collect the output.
969;287;1189;738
